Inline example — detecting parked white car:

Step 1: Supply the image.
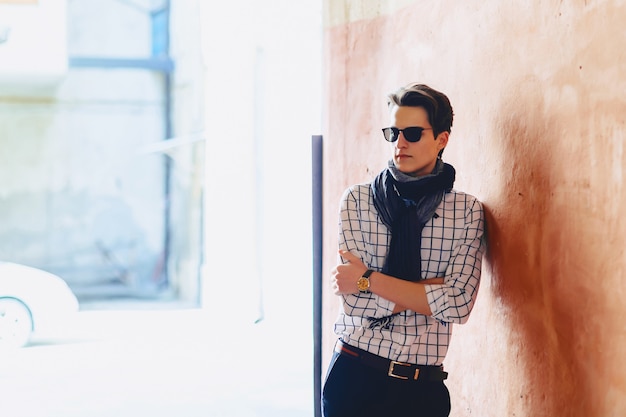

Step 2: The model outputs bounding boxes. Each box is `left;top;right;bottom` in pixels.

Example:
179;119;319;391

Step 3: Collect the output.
0;261;79;348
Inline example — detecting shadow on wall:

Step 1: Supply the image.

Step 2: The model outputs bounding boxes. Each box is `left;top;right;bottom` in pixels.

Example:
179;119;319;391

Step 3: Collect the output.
484;77;599;416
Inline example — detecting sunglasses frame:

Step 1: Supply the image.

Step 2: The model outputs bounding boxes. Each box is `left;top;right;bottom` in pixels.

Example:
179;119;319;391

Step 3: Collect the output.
382;126;433;143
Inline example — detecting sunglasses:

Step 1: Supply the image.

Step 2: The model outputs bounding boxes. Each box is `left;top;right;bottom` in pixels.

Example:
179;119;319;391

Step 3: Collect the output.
382;127;433;143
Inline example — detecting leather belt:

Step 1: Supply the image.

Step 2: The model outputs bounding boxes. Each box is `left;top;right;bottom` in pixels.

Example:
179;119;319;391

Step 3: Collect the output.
335;340;448;381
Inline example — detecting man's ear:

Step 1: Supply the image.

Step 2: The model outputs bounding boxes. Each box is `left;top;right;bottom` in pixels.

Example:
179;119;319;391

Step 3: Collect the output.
437;131;449;153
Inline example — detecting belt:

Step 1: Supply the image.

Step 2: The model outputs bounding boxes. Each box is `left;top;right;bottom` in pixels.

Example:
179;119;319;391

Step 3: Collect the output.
335;340;448;382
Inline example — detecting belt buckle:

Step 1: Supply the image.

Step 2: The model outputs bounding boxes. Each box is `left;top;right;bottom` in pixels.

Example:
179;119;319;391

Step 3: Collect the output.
388;360;419;380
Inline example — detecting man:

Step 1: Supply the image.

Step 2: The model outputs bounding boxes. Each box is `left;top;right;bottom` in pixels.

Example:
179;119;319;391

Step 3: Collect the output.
322;83;486;417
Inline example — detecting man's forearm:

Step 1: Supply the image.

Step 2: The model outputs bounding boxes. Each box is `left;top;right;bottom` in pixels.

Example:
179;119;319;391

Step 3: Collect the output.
369;274;444;315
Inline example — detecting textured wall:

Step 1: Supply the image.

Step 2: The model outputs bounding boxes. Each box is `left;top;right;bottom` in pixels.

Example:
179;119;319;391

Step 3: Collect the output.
321;1;626;416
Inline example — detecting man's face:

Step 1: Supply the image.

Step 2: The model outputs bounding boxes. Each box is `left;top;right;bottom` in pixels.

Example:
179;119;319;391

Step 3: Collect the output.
389;105;448;177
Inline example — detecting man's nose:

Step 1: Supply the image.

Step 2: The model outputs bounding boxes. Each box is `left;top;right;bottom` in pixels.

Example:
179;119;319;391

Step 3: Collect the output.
395;133;409;147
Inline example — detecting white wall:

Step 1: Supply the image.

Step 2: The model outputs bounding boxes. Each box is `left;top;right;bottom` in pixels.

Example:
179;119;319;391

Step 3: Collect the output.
0;0;68;95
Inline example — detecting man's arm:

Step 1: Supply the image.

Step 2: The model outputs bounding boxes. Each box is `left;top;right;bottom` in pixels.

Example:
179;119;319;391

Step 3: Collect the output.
333;196;485;321
334;186;397;317
332;250;443;316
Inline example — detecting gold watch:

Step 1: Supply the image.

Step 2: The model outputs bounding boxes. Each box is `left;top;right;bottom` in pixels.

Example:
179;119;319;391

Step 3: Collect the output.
356;269;374;293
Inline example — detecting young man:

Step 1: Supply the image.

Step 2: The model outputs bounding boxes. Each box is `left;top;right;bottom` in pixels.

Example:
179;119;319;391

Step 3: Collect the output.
322;83;486;417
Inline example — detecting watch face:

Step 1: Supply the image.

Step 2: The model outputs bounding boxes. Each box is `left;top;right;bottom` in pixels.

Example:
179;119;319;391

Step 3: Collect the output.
357;277;370;292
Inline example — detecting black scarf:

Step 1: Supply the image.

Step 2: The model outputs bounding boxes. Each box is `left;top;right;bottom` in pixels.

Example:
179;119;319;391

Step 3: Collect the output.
371;159;455;282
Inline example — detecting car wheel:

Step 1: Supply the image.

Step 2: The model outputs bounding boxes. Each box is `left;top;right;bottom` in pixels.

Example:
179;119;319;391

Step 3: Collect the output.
0;297;34;349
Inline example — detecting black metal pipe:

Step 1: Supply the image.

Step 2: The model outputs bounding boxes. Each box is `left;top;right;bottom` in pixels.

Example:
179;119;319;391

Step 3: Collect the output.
312;134;323;417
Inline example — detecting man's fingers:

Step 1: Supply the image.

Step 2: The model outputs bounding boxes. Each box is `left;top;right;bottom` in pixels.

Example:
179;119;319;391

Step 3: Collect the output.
338;249;357;262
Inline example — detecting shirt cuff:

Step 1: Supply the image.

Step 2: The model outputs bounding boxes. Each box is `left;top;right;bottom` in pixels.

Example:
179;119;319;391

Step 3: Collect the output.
424;284;447;320
375;295;396;316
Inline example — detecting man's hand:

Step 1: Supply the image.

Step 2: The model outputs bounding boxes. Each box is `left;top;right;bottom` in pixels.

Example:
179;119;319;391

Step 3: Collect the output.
331;249;446;317
330;250;367;295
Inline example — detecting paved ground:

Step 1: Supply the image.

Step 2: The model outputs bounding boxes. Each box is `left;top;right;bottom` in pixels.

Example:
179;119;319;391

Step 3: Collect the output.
0;300;314;417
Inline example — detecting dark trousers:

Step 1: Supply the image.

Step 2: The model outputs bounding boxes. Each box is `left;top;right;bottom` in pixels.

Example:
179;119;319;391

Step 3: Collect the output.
321;351;451;417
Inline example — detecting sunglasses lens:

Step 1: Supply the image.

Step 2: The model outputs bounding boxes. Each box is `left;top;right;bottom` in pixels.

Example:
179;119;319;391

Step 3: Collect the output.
403;127;424;142
382;128;397;142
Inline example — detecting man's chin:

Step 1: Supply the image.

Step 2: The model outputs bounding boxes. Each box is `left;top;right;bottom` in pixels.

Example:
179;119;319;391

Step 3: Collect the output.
394;159;415;173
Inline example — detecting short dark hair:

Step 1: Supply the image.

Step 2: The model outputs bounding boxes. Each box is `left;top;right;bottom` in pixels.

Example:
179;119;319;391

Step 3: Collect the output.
387;83;454;138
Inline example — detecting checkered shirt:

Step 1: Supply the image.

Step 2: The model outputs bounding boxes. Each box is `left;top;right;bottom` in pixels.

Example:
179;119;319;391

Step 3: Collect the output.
333;183;486;366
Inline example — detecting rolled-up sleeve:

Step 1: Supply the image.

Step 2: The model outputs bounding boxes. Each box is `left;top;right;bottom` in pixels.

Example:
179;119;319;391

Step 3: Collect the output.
425;198;485;324
338;186;396;318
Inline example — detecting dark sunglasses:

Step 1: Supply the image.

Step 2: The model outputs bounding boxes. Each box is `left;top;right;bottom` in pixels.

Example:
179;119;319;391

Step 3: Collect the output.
382;126;433;143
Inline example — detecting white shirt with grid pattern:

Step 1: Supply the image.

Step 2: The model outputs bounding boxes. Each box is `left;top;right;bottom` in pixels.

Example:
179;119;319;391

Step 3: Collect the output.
333;183;486;366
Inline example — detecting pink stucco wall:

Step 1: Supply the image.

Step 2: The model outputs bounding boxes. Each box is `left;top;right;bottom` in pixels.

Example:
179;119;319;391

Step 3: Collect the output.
321;1;626;416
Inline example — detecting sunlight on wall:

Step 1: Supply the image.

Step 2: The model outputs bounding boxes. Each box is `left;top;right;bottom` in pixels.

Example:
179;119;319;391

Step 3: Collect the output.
199;1;322;333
